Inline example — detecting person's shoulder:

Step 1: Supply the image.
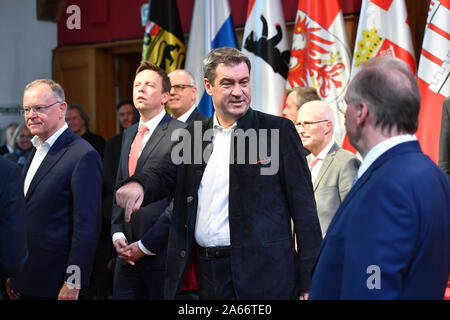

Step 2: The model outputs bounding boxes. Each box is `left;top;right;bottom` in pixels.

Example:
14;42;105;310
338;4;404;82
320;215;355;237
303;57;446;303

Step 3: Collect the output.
168;117;188;130
252;109;292;128
0;156;19;172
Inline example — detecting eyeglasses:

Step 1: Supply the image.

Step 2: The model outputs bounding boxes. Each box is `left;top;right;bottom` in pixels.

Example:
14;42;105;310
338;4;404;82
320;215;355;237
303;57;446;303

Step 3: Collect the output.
171;84;193;92
295;120;329;130
20;101;62;116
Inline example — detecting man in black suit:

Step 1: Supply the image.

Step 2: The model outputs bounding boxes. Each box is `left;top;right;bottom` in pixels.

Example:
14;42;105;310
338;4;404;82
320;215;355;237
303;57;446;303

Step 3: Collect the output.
439;97;450;178
116;47;322;300
110;61;185;299
0;157;27;299
7;79;102;300
167;69;208;123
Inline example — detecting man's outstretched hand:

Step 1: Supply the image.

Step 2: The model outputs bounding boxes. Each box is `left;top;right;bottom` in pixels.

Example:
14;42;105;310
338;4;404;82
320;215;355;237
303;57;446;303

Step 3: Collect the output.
116;181;144;222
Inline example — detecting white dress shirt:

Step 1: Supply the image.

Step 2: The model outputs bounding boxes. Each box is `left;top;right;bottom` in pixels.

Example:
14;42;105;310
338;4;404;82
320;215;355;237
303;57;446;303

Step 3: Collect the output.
24;123;68;196
176;105;197;123
112;109;166;255
195;114;236;247
355;134;417;181
310;138;335;184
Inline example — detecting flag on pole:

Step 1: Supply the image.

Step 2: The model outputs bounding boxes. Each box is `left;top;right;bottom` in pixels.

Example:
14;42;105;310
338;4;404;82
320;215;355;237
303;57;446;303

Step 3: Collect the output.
350;0;416;77
142;0;186;73
185;0;238;117
286;0;351;147
241;0;290;116
416;0;450;163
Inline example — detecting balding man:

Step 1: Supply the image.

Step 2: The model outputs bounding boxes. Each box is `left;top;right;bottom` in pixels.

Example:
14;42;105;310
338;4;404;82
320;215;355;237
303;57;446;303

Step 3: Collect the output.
297;100;359;236
167;69;207;123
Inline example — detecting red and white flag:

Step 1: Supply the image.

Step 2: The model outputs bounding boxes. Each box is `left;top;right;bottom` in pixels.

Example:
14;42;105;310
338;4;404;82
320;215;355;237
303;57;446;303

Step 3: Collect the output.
350;0;416;77
416;0;450;164
241;0;290;115
286;0;351;147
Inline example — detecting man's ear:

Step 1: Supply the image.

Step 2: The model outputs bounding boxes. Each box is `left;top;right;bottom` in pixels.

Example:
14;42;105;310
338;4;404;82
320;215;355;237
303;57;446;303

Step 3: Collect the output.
59;102;68;119
356;102;369;126
161;91;170;105
204;78;213;96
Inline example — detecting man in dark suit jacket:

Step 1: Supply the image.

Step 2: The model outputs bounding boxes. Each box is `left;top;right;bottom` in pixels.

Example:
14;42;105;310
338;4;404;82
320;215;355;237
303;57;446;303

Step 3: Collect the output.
309;57;450;299
116;47;322;300
0;158;27;283
167;69;208;123
7;79;102;300
439;97;450;178
110;62;186;300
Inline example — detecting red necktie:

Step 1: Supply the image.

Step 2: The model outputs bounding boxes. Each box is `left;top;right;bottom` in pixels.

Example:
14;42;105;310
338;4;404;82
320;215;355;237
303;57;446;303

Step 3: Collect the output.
128;124;148;176
309;157;320;172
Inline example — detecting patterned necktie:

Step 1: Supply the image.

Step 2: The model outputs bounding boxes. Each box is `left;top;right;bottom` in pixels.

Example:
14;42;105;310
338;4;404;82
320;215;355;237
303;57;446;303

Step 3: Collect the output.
309;157;320;172
128;124;148;176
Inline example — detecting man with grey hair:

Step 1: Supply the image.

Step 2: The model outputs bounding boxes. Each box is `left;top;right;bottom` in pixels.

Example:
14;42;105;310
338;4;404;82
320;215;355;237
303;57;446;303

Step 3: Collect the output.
309;57;450;299
115;47;322;300
6;79;102;300
167;69;207;123
297;100;359;236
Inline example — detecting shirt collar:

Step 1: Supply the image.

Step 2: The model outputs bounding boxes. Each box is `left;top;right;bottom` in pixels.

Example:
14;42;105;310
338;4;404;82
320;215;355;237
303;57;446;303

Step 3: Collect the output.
177;105;197;123
357;134;417;179
140;109;166;133
213;113;237;132
31;123;68;149
315;138;335;160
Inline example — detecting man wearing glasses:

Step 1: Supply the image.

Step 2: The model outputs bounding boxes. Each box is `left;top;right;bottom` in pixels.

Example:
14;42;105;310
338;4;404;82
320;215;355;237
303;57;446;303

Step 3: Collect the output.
6;79;103;300
167;69;207;123
296;100;359;236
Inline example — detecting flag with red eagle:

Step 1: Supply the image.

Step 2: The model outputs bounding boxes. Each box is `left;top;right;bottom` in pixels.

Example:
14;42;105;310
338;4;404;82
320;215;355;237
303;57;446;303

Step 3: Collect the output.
286;0;351;147
416;0;450;164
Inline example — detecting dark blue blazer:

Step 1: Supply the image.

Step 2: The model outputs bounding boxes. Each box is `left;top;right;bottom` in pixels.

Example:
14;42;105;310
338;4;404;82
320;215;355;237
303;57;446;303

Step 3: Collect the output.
11;127;103;298
0;157;27;278
309;141;450;299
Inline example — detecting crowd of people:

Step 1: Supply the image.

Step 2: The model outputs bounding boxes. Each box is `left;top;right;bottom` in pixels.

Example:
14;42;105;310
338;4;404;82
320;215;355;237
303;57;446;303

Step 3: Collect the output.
0;47;449;300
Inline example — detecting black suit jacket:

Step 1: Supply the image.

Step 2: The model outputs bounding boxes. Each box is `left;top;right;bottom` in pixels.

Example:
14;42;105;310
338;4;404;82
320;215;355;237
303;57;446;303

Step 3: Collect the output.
111;113;186;269
185;108;208;123
0;157;27;278
11;128;103;298
130;108;322;299
439;97;450;177
103;132;123;220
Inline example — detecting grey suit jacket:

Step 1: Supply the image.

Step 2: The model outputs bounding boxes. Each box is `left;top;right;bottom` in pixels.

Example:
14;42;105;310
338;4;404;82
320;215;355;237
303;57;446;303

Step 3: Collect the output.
439;97;450;177
308;142;360;236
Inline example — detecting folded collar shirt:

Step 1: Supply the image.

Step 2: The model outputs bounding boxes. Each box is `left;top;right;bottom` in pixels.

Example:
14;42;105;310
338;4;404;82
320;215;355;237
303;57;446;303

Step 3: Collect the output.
195;114;237;247
24;123;68;196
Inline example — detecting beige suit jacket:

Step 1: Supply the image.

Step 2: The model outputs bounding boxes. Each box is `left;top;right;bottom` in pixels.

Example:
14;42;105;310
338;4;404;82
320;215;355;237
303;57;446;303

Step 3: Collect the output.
308;142;360;236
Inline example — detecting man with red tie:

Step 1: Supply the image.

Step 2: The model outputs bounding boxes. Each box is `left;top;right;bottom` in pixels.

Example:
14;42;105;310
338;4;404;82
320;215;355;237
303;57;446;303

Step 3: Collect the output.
110;61;185;299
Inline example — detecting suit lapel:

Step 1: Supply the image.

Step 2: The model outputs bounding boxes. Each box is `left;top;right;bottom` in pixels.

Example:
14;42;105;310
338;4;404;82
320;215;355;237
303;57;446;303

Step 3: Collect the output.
313;143;339;191
136;113;171;170
25;128;73;200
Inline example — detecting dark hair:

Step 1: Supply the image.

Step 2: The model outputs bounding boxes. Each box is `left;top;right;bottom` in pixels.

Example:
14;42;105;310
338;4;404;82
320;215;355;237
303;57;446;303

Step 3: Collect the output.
117;99;134;111
289;87;321;110
135;61;171;93
68;104;90;130
203;47;251;84
348;57;420;134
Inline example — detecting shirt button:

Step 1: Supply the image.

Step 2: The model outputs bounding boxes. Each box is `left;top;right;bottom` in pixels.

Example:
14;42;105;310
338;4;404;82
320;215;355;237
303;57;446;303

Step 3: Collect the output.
180;250;186;258
187;196;193;203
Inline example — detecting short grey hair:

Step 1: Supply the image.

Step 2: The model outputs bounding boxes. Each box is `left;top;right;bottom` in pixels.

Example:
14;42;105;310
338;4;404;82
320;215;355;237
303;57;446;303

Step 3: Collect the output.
24;79;65;101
